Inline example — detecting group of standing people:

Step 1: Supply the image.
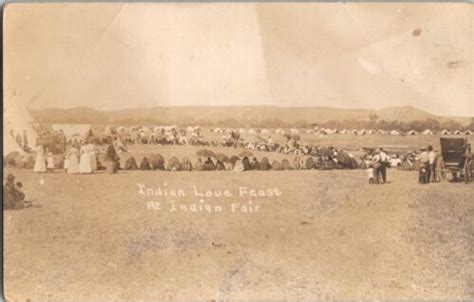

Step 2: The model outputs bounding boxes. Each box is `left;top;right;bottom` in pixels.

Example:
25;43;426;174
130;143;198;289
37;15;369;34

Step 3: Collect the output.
65;142;98;174
367;148;390;184
416;145;440;184
11;130;30;152
33;146;56;173
33;141;99;174
366;148;390;184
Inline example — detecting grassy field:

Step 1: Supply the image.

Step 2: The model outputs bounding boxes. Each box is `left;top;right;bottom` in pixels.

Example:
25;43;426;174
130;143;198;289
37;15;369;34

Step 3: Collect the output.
4;137;474;300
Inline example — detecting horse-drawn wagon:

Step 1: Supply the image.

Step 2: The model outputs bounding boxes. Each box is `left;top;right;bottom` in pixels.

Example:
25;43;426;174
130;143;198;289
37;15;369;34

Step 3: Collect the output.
440;137;472;183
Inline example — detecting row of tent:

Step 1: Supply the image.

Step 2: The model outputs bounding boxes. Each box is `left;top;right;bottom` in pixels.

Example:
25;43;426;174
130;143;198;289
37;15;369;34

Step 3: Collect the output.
212;127;473;136
47;124;203;141
405;129;473;136
105;125;202;135
47;123;474;141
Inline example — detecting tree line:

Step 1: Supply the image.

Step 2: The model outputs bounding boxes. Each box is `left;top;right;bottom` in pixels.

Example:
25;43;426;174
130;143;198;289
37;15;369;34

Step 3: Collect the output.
33;111;474;131
315;117;474;132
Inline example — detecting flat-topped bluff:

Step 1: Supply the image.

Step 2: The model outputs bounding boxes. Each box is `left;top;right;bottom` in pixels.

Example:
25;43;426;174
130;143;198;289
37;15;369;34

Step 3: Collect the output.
30;106;472;126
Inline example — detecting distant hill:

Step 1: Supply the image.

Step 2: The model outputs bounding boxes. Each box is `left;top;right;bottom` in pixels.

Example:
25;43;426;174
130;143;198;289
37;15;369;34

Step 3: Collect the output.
31;106;472;127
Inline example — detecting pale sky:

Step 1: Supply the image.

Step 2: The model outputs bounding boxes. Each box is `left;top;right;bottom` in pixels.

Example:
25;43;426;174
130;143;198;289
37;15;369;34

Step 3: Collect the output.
4;3;473;116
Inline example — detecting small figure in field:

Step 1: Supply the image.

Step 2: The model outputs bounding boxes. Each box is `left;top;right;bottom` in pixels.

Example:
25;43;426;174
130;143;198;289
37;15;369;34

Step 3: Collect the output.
367;164;375;184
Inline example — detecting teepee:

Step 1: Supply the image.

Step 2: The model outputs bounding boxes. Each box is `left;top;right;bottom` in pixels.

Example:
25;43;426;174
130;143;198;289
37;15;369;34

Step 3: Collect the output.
3;94;38;154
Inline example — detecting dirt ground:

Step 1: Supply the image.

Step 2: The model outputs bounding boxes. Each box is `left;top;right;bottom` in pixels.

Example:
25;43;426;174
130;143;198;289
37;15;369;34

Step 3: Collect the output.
4;163;474;300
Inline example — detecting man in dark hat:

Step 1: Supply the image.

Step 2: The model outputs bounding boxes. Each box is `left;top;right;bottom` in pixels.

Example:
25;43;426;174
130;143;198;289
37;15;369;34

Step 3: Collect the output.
427;145;436;182
379;148;390;183
372;148;389;184
417;148;430;184
3;173;25;209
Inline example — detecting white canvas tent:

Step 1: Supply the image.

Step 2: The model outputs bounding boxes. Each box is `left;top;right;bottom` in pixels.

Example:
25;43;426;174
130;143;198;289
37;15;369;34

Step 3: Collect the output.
4;132;25;155
441;129;451;135
290;128;299;134
3;96;38;153
422;129;433;135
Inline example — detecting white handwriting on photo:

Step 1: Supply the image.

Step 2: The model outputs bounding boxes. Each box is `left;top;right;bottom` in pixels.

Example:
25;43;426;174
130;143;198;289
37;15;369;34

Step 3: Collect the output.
137;183;282;214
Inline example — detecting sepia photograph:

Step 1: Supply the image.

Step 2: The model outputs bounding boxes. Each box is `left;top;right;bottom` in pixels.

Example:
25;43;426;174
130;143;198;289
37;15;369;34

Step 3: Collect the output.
3;2;474;301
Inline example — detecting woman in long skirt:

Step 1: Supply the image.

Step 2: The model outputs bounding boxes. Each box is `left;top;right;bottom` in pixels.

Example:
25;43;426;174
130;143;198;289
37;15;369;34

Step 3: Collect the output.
33;145;47;173
89;143;97;171
67;146;80;174
79;143;93;174
46;152;55;172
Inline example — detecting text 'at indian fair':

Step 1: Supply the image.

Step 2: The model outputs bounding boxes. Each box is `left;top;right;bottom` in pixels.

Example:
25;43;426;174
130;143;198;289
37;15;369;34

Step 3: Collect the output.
146;199;263;214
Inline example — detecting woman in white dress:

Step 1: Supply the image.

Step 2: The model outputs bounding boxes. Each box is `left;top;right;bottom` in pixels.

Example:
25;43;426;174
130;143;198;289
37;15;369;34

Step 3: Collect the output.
67;146;80;174
33;145;47;173
88;142;97;171
46;152;55;171
79;143;93;174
